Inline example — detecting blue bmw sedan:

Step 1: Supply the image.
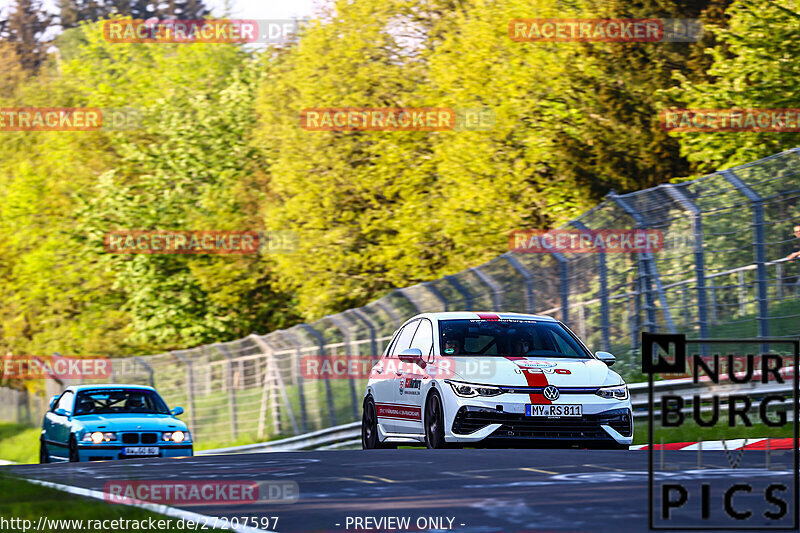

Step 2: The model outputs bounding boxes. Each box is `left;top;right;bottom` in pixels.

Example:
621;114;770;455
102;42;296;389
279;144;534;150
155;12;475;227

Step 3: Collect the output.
40;384;193;462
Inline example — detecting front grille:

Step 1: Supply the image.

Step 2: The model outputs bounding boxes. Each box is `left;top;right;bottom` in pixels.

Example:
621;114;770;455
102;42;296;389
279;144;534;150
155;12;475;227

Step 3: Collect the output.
141;433;158;444
121;433;139;444
453;406;632;439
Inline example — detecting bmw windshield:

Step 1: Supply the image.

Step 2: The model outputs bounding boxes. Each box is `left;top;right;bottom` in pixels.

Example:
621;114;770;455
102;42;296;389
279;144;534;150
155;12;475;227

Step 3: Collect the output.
74;389;171;415
439;319;591;359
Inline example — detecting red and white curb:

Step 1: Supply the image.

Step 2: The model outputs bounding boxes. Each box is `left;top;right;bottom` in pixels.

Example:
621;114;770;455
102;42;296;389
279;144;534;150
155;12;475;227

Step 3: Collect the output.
631;438;797;451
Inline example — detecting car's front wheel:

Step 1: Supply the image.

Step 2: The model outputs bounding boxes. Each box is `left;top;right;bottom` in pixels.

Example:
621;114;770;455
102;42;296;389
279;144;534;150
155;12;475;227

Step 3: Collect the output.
362;397;395;449
424;391;448;449
39;438;49;464
68;435;80;462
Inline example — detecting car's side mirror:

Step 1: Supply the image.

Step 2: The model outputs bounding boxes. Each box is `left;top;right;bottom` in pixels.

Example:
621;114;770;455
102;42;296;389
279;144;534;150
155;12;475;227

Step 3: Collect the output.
596;351;616;366
171;406;184;416
398;348;423;364
54;408;68;417
49;395;59;411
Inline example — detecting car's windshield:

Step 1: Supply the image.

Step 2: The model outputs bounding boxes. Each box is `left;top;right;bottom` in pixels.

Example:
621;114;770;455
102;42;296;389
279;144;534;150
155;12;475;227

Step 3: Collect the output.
438;319;591;359
73;389;170;415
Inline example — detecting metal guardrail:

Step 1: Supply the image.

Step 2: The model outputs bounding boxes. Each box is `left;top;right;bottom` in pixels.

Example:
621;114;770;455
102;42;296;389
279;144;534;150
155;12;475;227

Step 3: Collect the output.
197;372;794;453
197;422;361;454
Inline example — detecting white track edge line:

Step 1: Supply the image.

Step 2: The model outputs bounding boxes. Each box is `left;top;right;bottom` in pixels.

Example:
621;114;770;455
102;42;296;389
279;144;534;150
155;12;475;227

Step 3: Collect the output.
21;477;275;533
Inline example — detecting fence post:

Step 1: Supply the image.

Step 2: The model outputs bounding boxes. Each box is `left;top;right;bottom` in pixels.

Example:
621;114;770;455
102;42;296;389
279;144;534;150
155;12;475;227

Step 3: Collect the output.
444;275;473;310
278;331;308;433
250;334;299;436
709;277;718;324
722;169;770;339
171;351;195;435
572;220;611;351
134;357;155;388
214;344;238;441
663;184;710;338
611;194;676;333
328;314;359;421
374;300;402;330
422;282;449;311
551;252;570;323
397;287;426;314
738;270;747;315
470;266;503;311
347;308;379;357
299;324;337;427
504;254;536;313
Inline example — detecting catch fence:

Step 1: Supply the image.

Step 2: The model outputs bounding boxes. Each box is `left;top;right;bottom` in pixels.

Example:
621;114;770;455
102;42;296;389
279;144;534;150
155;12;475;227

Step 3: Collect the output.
2;148;799;446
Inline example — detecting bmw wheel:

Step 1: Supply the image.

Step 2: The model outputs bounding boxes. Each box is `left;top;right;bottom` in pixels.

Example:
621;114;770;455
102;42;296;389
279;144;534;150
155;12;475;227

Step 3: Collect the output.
39;438;49;464
424;391;448;449
68;435;80;462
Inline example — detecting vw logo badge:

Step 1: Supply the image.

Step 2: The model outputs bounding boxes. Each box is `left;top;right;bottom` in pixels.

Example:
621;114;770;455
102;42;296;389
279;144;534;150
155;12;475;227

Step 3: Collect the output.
543;385;560;401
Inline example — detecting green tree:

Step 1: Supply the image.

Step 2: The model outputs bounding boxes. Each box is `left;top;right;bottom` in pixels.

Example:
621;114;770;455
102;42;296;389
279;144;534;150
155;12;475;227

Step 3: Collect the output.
670;0;800;173
1;0;52;72
547;0;732;196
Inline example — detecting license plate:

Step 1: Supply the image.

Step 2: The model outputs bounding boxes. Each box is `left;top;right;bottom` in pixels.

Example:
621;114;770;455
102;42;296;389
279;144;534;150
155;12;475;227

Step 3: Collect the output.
526;404;582;417
123;447;159;456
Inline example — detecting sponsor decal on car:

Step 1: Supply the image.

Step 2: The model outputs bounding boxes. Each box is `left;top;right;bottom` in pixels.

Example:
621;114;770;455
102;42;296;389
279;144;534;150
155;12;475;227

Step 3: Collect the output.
375;403;422;421
399;377;421;396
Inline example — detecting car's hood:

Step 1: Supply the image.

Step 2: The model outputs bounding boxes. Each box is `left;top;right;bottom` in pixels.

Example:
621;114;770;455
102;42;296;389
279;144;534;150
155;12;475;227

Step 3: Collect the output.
73;413;186;432
439;356;621;387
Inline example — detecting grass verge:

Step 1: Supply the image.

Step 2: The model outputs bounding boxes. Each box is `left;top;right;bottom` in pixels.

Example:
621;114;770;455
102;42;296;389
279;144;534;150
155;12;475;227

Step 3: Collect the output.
0;473;193;532
0;423;41;464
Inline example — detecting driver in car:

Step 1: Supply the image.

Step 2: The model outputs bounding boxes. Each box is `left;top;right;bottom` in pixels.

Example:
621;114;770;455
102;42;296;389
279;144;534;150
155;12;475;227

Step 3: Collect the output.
442;329;464;355
510;333;532;356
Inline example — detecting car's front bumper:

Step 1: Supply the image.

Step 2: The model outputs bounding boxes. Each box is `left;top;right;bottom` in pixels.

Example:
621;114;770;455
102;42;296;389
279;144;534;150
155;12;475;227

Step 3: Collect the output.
442;391;633;446
76;443;193;461
451;405;632;446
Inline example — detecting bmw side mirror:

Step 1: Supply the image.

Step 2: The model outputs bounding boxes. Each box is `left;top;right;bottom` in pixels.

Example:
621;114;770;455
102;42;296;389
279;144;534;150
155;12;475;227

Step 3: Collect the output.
171;406;184;416
596;351;616;366
398;348;423;364
54;408;68;417
49;395;59;411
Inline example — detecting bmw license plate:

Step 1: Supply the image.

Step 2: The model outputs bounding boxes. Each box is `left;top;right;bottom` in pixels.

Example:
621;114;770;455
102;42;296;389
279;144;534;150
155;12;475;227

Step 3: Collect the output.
123;447;159;456
526;404;582;417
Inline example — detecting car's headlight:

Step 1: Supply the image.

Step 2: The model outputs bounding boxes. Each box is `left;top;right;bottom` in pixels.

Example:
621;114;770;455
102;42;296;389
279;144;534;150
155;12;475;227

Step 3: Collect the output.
446;380;503;398
82;431;116;443
596;384;628;400
163;431;191;443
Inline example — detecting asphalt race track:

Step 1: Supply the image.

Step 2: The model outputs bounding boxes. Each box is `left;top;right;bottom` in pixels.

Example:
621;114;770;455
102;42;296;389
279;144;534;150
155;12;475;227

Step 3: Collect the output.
3;449;797;533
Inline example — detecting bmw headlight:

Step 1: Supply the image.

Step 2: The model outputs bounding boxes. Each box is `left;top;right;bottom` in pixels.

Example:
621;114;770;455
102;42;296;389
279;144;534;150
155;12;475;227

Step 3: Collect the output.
82;431;116;443
445;380;503;398
163;431;191;443
596;384;628;400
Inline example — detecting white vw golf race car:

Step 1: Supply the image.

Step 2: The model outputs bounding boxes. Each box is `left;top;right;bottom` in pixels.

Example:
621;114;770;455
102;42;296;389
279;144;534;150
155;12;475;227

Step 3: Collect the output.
361;312;632;449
